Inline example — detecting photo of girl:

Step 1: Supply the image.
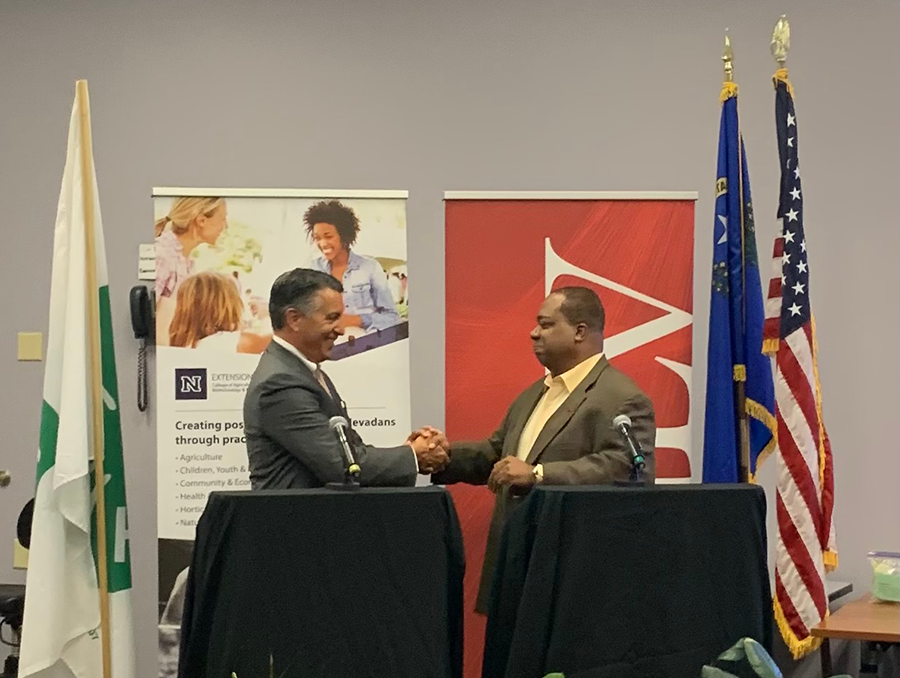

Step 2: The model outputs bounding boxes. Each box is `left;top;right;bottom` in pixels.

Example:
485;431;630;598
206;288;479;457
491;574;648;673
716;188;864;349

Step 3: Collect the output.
155;197;229;345
168;271;270;353
306;200;401;333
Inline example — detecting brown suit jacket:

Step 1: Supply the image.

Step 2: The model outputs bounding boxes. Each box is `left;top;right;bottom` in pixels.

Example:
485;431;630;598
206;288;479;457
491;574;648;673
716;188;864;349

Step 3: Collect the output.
432;355;656;613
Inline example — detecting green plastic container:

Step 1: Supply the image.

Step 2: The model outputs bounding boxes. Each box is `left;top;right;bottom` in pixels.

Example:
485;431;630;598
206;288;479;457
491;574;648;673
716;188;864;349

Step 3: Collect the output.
869;551;900;602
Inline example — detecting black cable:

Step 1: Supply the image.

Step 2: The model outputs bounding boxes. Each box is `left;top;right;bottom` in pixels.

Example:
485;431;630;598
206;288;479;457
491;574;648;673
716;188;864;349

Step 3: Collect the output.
137;339;148;412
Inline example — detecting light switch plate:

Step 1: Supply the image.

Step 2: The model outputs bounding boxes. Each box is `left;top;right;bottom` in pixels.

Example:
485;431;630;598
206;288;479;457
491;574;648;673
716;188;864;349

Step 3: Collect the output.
139;243;156;280
13;538;28;569
18;331;43;361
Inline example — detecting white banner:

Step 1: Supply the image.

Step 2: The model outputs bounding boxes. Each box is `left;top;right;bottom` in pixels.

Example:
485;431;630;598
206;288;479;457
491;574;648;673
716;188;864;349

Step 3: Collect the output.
152;189;411;677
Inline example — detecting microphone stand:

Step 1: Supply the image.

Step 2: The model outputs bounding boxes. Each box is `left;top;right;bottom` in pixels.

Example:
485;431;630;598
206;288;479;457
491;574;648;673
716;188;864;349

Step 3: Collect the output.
614;451;650;487
326;462;361;491
326;470;361;491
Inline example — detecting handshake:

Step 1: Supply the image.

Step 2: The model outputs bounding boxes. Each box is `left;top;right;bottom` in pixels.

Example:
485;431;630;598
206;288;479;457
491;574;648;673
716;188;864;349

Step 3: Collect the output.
404;427;538;492
406;426;450;475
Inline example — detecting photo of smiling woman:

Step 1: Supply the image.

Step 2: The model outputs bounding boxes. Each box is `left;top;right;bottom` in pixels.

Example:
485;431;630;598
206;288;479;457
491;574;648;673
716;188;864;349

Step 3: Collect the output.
306;200;401;332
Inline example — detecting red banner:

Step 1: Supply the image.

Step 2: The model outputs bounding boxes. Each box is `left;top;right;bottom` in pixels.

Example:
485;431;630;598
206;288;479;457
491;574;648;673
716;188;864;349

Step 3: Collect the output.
444;195;695;676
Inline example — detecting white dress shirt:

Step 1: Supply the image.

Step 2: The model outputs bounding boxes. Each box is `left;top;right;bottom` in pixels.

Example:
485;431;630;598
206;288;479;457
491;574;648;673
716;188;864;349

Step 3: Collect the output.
516;353;604;461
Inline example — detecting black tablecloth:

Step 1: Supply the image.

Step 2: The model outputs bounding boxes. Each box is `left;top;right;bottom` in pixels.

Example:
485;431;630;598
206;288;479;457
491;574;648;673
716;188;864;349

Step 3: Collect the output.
179;487;465;678
483;485;771;678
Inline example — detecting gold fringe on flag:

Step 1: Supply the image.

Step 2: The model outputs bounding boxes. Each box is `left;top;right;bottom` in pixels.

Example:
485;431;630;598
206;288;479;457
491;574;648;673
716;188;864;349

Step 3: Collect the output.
746;397;778;482
773;594;825;660
811;314;839;571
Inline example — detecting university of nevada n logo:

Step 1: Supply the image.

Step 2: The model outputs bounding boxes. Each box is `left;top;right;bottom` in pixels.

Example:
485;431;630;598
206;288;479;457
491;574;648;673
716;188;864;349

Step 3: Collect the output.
175;368;207;400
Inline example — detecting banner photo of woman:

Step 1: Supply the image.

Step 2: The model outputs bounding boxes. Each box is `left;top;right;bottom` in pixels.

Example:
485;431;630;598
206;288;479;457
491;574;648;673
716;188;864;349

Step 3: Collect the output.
152;189;410;678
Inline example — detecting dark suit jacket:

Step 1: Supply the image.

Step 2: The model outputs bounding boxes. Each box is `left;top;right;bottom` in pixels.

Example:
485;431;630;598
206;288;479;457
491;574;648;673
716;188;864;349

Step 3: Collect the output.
433;355;656;612
244;342;417;489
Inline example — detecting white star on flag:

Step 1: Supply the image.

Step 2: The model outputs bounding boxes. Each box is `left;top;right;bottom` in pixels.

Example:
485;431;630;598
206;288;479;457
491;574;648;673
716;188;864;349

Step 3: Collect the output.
783;252;792;265
790;187;801;200
801;240;807;252
787;137;794;147
788;303;802;316
787;113;795;126
784;230;795;243
792;282;805;295
717;215;728;245
786;209;799;222
797;260;808;274
793;167;800;179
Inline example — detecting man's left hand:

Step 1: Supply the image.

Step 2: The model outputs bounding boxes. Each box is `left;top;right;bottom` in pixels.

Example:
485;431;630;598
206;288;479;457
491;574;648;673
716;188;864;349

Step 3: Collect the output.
488;457;536;493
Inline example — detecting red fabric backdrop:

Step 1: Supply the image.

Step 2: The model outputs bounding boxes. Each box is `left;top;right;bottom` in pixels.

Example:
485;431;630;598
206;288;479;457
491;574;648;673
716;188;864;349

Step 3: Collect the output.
444;198;695;677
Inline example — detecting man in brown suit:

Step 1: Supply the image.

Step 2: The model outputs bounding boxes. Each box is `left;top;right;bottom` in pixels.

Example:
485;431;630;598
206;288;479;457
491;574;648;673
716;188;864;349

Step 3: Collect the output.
427;286;656;613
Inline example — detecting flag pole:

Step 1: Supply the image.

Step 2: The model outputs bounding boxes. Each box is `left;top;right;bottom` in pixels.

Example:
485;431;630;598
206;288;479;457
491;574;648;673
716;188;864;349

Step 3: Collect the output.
722;34;751;482
76;79;113;678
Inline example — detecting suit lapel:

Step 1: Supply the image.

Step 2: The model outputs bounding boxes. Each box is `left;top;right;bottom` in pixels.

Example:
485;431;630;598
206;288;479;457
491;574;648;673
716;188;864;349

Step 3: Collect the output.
269;343;343;416
321;371;348;418
525;356;610;465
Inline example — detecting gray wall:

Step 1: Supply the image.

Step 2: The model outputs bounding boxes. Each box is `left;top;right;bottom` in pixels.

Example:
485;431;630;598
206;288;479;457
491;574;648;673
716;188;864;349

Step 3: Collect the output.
1;1;897;676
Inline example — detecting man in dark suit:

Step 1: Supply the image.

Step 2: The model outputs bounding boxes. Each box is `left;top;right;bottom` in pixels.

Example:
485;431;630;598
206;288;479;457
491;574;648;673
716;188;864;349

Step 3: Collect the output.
427;286;656;612
244;268;448;489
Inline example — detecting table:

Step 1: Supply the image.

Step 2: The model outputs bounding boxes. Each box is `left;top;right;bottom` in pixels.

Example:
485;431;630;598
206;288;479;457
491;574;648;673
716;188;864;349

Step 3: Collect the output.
483;485;772;678
178;487;465;678
812;594;900;676
331;321;409;361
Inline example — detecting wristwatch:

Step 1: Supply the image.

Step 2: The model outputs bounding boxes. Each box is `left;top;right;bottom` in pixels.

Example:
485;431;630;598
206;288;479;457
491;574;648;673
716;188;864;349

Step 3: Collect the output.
532;463;544;483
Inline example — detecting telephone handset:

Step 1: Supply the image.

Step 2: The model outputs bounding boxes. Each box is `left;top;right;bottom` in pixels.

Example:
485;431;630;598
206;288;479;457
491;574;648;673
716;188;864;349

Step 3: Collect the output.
130;286;153;339
130;286;154;412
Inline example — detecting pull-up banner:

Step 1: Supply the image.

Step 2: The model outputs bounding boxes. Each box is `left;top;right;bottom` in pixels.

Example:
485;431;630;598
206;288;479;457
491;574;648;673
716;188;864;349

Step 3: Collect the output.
152;188;411;678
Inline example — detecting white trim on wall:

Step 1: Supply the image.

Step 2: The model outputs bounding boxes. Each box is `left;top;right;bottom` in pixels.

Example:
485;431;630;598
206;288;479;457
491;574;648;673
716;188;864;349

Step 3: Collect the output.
152;187;409;199
444;191;698;201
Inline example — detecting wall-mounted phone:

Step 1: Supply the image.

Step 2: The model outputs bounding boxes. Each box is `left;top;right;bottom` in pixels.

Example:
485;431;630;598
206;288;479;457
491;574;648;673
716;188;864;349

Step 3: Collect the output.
130;286;154;412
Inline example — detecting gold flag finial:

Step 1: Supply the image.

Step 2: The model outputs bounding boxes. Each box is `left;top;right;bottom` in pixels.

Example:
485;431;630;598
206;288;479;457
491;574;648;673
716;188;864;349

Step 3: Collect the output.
771;14;790;67
722;31;734;83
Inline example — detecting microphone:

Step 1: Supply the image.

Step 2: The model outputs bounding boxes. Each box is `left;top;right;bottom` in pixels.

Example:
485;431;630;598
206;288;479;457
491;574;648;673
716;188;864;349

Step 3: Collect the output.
613;414;646;473
328;416;361;484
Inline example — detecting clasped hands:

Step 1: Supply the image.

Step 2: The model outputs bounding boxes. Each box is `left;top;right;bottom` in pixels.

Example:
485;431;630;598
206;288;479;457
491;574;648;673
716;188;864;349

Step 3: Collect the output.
407;427;537;491
407;426;450;474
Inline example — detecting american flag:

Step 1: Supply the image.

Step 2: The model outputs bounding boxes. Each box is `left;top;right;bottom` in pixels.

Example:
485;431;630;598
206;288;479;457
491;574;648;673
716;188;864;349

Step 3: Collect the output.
763;70;837;659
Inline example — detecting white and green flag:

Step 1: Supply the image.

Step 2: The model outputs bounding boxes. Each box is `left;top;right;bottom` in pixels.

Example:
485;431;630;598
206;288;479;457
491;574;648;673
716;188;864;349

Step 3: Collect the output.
20;84;135;678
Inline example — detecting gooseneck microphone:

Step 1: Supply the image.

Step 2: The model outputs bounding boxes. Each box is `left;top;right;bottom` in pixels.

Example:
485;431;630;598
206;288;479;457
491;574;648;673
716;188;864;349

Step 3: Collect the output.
328;416;361;489
612;414;649;486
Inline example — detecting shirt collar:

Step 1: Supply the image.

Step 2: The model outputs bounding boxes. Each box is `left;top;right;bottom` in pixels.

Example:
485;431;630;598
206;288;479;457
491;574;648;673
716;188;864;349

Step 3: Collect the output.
158;228;184;252
272;335;319;373
321;250;363;273
346;250;363;270
544;353;604;392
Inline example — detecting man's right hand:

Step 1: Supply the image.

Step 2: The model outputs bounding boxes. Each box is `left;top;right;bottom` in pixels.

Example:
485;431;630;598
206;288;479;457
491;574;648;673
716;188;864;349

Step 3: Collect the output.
407;426;449;453
409;432;449;475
